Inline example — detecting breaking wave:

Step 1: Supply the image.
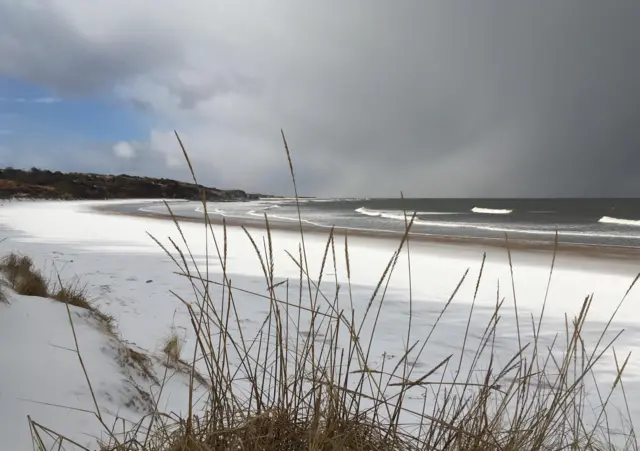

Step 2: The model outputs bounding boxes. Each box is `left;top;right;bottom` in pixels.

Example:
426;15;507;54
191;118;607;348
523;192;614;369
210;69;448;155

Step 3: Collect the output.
195;207;227;216
133;200;640;243
355;207;459;219
247;210;318;226
355;207;410;222
471;207;513;215
355;207;385;217
599;216;640;227
355;207;640;240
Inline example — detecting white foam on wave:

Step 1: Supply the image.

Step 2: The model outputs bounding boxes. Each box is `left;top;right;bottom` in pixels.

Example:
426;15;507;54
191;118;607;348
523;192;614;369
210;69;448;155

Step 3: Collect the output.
471;207;513;215
355;207;410;222
599;216;640;227
355;207;382;217
247;210;318;226
355;208;640;240
356;207;460;219
426;220;640;241
195;206;227;217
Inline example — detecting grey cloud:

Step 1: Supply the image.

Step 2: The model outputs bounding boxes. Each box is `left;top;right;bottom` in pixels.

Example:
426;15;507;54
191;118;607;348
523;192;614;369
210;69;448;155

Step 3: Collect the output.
0;97;60;103
268;1;640;197
1;0;640;197
0;1;184;96
171;73;255;110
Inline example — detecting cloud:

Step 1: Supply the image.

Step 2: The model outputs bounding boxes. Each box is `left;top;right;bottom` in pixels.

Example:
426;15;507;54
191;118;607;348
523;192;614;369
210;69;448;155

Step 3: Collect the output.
1;0;640;196
113;141;136;159
32;97;60;104
0;96;60;103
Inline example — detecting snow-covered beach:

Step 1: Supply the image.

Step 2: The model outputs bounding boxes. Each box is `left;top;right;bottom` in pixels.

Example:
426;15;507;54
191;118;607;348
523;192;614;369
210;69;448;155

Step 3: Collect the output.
2;199;640;449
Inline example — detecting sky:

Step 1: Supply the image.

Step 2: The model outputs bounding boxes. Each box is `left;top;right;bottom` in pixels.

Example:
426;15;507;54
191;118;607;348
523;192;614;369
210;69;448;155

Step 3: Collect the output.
1;0;640;198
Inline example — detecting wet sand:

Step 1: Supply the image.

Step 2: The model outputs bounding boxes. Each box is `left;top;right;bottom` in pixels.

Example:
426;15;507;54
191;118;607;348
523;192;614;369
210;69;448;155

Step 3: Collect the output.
94;202;640;264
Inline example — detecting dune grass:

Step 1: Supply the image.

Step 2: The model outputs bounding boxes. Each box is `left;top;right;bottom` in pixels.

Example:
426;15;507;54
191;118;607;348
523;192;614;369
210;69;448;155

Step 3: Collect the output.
27;132;638;450
161;331;182;363
118;345;156;382
0;251;116;333
51;280;92;310
0;252;84;308
1;252;49;297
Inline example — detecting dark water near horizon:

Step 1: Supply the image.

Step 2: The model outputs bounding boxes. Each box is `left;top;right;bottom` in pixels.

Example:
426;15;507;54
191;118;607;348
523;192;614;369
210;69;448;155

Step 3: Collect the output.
124;198;640;248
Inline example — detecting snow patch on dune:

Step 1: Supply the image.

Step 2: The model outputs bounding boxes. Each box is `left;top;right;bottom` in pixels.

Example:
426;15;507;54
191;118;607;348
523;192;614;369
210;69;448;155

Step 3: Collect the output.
0;286;203;450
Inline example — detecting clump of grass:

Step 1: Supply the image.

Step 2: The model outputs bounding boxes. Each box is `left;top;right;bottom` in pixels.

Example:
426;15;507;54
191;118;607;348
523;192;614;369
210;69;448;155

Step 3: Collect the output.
126;347;153;371
33;132;638;451
0;251;115;335
148;408;402;450
50;276;118;337
118;345;156;382
162;332;182;363
1;252;49;297
1;252;94;310
51;280;92;310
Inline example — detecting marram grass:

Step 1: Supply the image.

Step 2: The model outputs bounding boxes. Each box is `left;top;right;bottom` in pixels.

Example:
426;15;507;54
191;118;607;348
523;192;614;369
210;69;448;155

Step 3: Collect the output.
25;132;638;451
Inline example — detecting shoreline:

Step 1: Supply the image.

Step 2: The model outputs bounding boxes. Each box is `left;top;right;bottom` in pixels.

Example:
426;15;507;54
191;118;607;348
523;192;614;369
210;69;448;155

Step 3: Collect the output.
93;202;640;263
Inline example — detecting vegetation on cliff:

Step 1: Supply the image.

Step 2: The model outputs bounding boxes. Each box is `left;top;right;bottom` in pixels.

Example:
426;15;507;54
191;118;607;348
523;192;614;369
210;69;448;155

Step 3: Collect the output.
0;167;259;201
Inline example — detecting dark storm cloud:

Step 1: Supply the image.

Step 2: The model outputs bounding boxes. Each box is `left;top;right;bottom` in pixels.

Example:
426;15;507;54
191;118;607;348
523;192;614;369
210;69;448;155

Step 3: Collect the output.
1;0;640;196
273;1;640;197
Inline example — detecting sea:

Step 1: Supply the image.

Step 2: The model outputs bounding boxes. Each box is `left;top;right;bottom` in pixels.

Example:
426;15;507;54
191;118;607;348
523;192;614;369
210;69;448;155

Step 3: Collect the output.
121;198;640;248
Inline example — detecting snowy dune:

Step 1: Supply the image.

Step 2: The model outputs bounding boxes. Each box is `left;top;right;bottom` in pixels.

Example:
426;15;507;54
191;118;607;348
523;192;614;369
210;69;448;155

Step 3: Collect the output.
1;199;640;448
0;289;203;450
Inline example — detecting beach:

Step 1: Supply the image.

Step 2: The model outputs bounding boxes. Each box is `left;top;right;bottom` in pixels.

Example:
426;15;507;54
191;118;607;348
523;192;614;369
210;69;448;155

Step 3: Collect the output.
1;199;640;449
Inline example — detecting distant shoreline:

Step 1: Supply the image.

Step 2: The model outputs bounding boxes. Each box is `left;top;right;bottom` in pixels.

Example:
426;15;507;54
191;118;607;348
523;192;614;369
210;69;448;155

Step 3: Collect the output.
94;201;640;263
0;167;269;201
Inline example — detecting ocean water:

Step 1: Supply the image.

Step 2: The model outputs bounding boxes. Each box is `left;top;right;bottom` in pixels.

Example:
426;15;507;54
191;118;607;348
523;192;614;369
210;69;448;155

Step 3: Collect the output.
126;198;640;247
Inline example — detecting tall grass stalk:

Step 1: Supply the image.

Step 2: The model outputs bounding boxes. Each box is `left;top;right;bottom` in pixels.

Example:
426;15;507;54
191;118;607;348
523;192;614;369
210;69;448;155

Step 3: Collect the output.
31;133;637;450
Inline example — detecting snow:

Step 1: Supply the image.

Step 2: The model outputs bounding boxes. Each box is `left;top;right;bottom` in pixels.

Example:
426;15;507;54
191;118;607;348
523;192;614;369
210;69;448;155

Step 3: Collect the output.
2;200;639;321
0;293;116;450
0;290;203;450
1;199;640;448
